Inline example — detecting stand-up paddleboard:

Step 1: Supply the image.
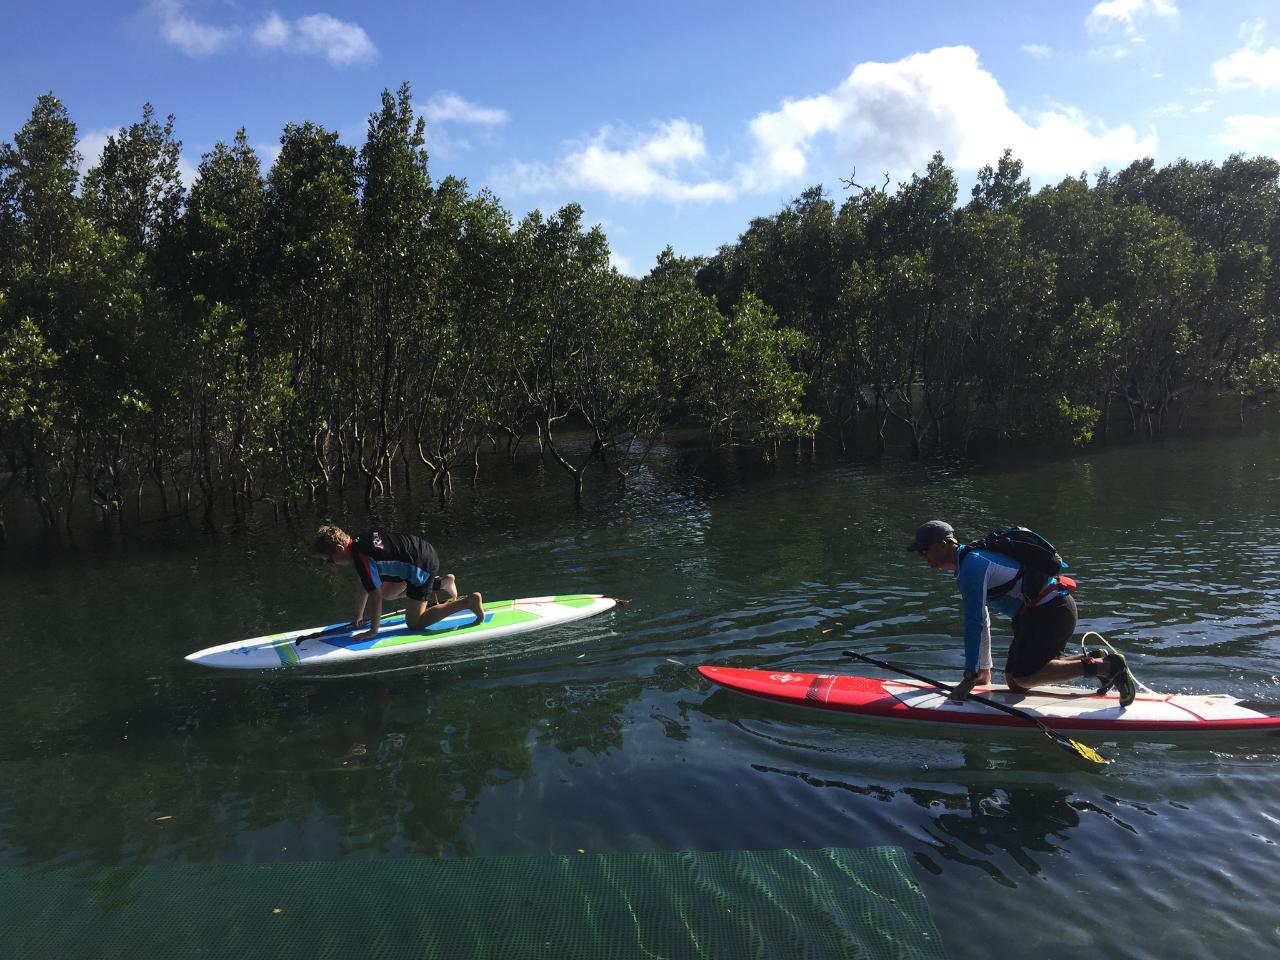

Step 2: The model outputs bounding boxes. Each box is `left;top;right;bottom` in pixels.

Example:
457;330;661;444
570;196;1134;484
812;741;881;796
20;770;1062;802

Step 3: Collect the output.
697;666;1280;734
187;595;618;670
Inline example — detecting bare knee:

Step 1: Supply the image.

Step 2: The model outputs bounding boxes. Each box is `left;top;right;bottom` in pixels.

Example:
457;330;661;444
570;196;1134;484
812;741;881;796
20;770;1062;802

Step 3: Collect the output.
403;599;432;628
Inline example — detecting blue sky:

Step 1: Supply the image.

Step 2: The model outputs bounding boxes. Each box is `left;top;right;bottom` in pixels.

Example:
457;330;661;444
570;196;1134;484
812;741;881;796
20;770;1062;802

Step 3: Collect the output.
6;1;1280;275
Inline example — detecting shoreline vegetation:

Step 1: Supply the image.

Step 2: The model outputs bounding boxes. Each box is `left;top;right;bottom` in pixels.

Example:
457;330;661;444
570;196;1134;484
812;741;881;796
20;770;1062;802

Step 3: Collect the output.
2;83;1279;535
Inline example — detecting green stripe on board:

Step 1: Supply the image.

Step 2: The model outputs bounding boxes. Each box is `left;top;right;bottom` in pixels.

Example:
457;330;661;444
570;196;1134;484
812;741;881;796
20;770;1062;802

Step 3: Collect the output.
273;641;300;667
368;608;542;648
553;595;598;607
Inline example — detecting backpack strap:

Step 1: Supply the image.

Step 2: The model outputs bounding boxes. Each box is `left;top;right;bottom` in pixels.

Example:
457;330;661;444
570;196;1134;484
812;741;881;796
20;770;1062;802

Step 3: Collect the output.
959;545;1022;600
1017;575;1077;617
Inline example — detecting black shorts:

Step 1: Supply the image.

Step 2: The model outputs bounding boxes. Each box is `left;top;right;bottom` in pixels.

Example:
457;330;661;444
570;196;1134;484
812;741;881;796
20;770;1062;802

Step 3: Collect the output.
1005;594;1077;679
405;576;444;604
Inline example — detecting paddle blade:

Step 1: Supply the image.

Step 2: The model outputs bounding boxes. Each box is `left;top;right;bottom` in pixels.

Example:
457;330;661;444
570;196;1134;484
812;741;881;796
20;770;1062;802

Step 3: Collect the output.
1045;729;1109;765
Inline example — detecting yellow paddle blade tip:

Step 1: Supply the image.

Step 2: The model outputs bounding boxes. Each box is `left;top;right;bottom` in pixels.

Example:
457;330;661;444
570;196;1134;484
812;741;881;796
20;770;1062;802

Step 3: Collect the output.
1069;739;1110;765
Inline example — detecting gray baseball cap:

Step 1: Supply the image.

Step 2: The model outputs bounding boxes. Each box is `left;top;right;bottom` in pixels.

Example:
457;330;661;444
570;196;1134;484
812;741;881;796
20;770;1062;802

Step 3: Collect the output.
906;520;955;552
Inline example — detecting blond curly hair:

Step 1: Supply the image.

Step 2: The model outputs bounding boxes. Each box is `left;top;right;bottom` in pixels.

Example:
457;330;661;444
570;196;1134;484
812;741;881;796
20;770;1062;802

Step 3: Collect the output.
312;524;351;556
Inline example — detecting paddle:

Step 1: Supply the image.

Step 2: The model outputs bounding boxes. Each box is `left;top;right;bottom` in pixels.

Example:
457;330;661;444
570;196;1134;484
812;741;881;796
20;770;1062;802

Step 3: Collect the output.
841;649;1109;765
290;621;360;645
291;606;408;646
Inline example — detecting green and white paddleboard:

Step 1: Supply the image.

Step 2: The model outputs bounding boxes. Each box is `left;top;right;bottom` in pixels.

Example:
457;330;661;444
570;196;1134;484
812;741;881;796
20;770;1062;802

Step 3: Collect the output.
185;594;619;670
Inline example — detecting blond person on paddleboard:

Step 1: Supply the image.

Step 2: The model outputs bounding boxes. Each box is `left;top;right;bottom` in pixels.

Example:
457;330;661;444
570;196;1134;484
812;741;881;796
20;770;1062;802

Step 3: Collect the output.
312;525;484;641
907;520;1137;706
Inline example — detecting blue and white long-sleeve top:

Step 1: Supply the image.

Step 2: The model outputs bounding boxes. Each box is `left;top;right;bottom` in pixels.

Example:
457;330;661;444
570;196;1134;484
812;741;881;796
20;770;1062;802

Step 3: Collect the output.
954;546;1064;674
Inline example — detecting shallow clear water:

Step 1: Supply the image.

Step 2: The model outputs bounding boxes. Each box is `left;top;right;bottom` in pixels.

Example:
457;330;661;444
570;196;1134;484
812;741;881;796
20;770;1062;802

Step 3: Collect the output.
2;431;1279;958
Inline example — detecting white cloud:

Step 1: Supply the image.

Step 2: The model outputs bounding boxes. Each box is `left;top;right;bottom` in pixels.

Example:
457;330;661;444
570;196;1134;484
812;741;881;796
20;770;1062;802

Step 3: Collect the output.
177;153;200;190
1093;44;1132;60
496;46;1153;205
152;2;375;65
253;12;290;49
738;46;1154;190
1087;0;1179;35
496;159;562;194
423;127;473;160
154;0;237;56
1149;98;1211;119
1213;20;1280;90
75;131;113;179
253;12;376;66
610;250;638;276
425;92;510;127
498;120;735;203
1020;44;1052;59
256;140;283;167
1220;114;1280;153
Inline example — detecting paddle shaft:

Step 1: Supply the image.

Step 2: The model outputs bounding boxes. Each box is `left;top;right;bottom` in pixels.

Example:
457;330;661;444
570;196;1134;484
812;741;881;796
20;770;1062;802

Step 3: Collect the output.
838;650;1108;764
296;605;407;644
842;650;1065;732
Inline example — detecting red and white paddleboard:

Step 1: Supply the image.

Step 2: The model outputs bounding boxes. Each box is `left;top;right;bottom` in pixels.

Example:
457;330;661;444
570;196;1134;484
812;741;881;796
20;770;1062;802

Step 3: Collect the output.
697;666;1280;734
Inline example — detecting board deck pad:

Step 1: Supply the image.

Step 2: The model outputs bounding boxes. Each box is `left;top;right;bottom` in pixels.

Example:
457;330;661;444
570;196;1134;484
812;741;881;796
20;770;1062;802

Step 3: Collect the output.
698;666;1280;733
187;595;617;670
326;610;501;650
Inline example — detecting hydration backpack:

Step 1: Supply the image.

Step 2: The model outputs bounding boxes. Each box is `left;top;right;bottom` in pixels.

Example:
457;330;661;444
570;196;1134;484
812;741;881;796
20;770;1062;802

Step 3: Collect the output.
963;525;1069;601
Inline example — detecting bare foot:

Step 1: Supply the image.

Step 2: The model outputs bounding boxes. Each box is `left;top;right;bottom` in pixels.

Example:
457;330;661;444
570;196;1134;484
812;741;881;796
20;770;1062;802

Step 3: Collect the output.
467;591;485;626
438;573;458;600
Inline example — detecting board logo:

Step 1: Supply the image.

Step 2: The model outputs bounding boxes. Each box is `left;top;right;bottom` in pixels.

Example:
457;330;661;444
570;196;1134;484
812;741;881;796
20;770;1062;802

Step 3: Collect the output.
771;673;804;683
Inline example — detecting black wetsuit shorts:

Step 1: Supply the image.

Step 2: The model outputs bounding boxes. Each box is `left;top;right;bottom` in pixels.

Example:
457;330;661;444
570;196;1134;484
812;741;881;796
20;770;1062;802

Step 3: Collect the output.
1006;593;1078;679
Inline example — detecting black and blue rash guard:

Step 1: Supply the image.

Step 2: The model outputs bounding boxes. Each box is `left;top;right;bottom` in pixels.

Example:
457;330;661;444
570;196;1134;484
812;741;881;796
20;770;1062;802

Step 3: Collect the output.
349;531;440;600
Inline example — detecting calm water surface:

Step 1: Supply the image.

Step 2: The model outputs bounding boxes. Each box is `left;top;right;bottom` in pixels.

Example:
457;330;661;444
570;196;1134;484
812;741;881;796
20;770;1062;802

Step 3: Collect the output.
2;431;1279;958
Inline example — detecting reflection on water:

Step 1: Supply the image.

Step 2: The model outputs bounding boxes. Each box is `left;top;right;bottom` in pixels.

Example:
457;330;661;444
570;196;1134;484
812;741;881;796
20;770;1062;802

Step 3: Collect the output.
3;431;1280;957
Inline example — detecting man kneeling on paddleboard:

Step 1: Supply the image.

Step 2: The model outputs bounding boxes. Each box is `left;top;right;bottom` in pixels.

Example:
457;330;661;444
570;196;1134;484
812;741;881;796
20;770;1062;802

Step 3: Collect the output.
312;525;485;640
908;520;1137;707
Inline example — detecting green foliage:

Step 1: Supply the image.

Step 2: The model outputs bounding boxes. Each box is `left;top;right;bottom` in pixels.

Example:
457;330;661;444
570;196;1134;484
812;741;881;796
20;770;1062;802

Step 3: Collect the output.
0;316;60;432
1047;397;1102;446
265;121;359;490
1236;350;1280;403
191;298;293;467
6;88;1280;525
636;248;721;412
970;149;1031;212
689;292;817;446
185;130;266;305
0;94;82;279
81;103;184;263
